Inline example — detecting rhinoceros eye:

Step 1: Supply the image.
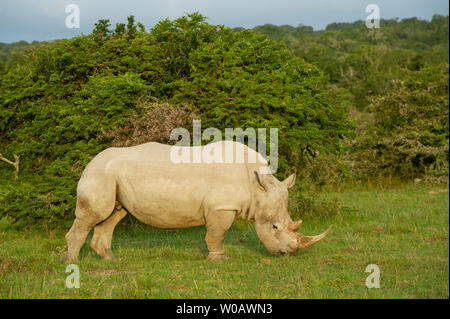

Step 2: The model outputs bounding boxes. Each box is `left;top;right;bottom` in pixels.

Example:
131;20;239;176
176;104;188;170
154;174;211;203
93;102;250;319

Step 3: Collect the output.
272;224;278;230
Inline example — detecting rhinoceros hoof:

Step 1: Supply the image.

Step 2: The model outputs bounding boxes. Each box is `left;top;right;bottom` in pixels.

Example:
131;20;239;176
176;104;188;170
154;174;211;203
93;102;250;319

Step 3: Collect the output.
61;254;78;264
103;249;117;261
207;251;228;261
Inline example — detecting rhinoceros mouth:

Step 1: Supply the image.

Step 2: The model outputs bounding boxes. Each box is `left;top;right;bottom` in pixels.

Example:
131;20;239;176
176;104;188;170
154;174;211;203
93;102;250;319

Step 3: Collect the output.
268;226;331;256
272;249;296;256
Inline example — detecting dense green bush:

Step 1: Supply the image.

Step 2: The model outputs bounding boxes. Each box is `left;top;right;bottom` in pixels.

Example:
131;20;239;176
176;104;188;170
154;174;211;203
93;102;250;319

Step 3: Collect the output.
369;63;449;180
0;13;351;225
303;64;449;184
246;15;449;184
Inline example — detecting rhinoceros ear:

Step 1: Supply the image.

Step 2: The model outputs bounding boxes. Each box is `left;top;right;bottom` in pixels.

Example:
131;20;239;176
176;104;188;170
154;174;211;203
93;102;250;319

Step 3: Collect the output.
282;171;296;189
254;171;269;192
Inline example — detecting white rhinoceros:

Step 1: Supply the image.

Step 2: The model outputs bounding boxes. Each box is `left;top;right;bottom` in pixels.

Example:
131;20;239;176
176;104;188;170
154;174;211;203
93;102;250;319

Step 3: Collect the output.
63;141;329;262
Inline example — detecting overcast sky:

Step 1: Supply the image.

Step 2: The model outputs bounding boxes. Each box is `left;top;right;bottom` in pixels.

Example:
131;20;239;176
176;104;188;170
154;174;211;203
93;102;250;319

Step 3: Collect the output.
0;0;448;43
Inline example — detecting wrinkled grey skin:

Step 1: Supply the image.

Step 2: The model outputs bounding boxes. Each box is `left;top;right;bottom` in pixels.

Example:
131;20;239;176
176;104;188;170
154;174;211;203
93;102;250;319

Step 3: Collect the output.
63;141;329;262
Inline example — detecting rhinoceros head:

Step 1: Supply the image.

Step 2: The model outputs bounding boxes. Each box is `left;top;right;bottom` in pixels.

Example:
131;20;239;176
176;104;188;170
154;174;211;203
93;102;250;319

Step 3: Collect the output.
253;170;330;256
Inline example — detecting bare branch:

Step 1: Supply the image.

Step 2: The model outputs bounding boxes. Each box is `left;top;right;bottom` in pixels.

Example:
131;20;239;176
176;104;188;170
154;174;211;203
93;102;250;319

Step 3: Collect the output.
0;153;20;179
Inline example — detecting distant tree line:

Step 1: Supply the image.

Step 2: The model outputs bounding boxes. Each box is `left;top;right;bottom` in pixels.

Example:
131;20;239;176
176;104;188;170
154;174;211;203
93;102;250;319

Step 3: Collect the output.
237;15;448;108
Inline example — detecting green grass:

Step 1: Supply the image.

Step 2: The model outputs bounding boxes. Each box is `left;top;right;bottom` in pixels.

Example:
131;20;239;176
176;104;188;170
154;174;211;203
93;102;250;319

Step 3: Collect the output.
0;183;448;298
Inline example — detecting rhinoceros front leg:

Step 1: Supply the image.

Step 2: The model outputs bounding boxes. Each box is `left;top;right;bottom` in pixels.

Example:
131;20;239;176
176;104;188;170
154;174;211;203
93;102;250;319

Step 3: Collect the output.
205;209;236;261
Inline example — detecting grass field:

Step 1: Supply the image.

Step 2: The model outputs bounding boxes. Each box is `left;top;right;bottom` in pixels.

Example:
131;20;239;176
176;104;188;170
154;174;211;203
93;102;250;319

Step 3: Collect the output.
0;183;448;298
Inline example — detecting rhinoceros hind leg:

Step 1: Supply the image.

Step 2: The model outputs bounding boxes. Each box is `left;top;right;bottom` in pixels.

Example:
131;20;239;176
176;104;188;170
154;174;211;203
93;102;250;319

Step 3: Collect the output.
90;204;127;261
205;209;236;261
64;181;116;263
63;217;97;263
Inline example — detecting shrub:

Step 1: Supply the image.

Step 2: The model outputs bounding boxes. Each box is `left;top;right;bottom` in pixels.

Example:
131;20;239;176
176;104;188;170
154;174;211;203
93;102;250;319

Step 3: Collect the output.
369;63;449;181
300;64;449;184
98;98;199;147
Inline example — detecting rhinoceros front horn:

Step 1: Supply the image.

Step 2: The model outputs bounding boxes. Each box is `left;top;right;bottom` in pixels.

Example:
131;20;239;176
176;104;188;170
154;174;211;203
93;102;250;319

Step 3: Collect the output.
296;227;331;250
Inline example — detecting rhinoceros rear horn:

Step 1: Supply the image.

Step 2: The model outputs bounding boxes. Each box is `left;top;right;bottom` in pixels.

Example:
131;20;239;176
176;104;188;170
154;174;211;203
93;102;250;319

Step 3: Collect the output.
289;220;302;232
296;227;331;250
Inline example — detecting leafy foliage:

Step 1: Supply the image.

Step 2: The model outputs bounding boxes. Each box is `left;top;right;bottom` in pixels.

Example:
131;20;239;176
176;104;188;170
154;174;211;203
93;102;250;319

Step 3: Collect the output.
303;64;449;184
369;63;449;180
246;15;449;109
245;15;449;183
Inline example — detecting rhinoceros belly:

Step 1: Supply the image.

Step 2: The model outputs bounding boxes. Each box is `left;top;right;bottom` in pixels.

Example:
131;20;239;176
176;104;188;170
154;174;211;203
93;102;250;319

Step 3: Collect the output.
114;163;210;228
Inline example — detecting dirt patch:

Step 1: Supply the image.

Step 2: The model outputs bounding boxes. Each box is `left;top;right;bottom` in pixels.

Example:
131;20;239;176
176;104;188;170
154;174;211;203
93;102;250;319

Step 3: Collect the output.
373;225;387;233
0;256;27;274
319;258;333;265
424;235;448;242
87;269;118;277
345;246;360;253
428;189;449;195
